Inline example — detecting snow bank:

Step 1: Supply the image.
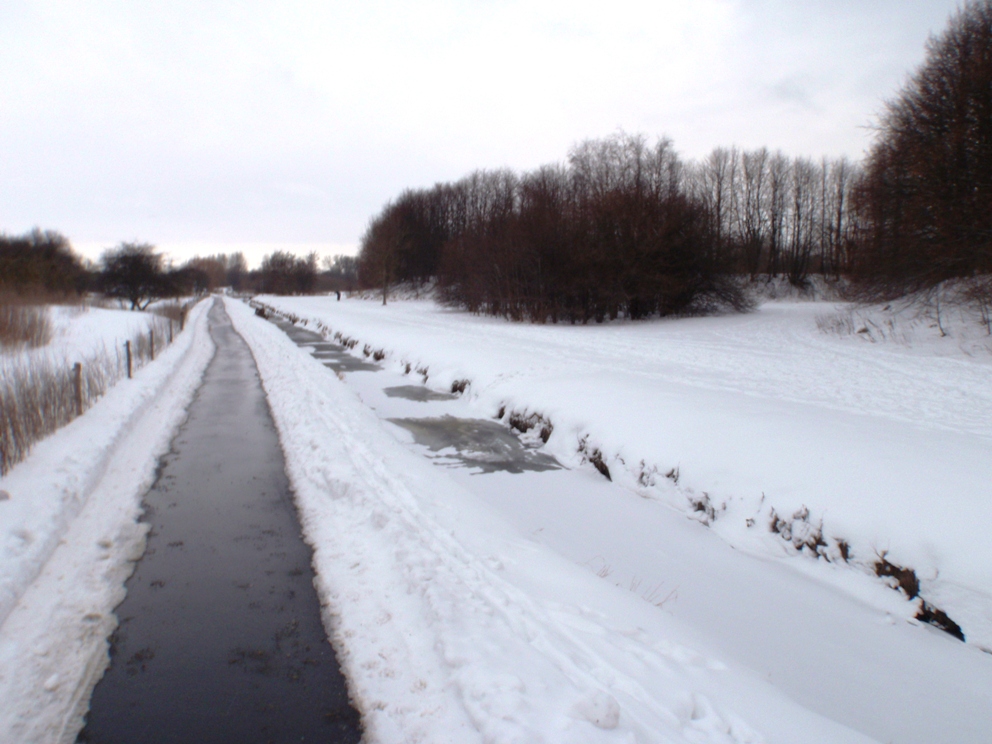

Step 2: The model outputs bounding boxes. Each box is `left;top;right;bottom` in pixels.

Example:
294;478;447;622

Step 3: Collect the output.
0;299;214;743
225;297;875;744
254;294;992;650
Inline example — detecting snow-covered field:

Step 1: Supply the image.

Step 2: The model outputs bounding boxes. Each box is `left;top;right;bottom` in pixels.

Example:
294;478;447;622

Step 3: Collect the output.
2;292;990;743
1;304;165;373
251;291;992;742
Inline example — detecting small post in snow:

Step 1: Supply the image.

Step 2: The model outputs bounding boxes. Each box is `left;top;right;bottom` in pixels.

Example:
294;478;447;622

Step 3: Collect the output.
72;362;83;417
126;340;132;379
150;329;155;361
169;320;173;344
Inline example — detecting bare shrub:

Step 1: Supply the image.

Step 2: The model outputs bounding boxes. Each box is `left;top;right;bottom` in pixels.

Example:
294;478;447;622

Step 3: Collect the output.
769;506;828;556
874;553;921;599
916;602;965;641
506;410;553;443
873;552;965;640
577;435;611;480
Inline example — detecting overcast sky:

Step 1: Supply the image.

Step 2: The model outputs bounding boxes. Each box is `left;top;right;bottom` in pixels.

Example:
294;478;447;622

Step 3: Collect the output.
0;0;965;267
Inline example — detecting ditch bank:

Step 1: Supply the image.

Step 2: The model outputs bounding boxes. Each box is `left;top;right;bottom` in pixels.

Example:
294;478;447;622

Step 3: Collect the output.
249;298;971;645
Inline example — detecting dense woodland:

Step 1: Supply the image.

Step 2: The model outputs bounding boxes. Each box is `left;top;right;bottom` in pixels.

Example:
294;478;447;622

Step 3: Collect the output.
358;1;992;321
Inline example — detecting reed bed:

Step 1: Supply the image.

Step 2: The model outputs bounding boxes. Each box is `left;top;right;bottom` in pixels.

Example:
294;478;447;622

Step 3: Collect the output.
0;304;53;349
0;313;181;475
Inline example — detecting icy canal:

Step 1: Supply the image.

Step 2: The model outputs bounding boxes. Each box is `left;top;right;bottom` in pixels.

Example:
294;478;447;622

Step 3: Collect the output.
78;300;362;743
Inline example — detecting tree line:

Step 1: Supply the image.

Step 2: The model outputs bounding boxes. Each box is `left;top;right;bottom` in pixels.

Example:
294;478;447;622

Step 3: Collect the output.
358;138;866;320
0;232;359;308
359;1;992;320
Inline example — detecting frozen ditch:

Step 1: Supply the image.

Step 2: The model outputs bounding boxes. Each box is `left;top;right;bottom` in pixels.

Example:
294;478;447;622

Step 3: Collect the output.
257;305;992;744
78;301;361;743
270;316;559;475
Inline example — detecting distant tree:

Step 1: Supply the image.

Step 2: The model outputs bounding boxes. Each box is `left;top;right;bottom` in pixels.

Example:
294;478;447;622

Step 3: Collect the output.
166;265;211;296
226;252;248;291
0;229;87;296
184;256;227;290
100;242;166;310
736;148;769;278
765;152;791;277
321;254;359;292
784;157;818;286
854;0;992;295
255;250;318;295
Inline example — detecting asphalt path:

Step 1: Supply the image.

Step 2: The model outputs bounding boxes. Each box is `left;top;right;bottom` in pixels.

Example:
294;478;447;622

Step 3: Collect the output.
78;299;361;743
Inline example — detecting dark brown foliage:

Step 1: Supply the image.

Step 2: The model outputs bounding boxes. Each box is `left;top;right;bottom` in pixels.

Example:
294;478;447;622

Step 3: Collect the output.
360;134;753;321
100;243;166;310
853;1;992;297
254;251;318;295
0;229;87;297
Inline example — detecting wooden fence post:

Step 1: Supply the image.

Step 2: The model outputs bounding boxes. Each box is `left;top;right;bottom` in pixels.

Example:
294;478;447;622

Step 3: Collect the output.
126;340;132;379
150;329;155;361
180;307;185;331
169;320;173;344
73;362;83;416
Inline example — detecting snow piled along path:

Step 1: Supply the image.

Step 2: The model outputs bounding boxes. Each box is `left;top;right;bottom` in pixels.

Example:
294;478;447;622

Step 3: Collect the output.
224;298;873;743
0;299;213;743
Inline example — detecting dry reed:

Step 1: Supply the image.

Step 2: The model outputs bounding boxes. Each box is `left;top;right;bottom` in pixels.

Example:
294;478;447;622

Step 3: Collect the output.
0;313;180;475
0;304;53;349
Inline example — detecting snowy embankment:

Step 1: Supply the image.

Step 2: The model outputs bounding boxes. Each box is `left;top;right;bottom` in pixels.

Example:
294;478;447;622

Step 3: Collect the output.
225;297;873;743
255;293;992;650
0;299;213;743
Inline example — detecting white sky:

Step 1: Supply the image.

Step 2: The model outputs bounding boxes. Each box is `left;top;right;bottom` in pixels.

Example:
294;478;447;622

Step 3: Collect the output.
0;0;964;268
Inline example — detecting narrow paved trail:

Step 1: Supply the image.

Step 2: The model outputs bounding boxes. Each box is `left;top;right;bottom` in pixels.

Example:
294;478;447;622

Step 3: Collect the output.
78;300;361;743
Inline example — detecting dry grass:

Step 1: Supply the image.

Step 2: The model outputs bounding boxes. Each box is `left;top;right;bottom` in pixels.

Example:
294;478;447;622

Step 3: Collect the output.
0;313;179;475
0;304;53;349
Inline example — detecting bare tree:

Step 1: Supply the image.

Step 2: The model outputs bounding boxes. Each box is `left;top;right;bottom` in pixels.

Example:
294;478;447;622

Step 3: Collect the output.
100;242;166;310
766;152;791;277
854;0;992;295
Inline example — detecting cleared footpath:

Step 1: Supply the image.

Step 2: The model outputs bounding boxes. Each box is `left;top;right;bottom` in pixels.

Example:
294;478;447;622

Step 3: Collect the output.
78;299;361;743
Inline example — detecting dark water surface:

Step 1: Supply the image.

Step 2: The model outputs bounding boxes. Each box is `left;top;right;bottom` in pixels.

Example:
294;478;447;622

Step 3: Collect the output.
79;300;362;744
388;415;560;474
271;319;379;374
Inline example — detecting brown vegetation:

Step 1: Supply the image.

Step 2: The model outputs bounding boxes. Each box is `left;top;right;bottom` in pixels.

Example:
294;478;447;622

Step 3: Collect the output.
356;3;991;319
0;313;182;476
0;299;53;349
852;1;992;298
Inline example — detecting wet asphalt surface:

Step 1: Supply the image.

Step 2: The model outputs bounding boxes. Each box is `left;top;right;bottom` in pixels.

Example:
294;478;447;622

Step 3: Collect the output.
78;300;361;744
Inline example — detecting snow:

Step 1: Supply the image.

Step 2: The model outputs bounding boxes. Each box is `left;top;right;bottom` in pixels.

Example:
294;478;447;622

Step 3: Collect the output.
254;294;992;652
0;299;213;742
1;303;166;372
2;290;990;743
250;292;992;742
224;297;878;743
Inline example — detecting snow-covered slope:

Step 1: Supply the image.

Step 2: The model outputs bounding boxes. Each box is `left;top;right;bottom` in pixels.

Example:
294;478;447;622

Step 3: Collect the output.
225;297;877;744
255;294;992;654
